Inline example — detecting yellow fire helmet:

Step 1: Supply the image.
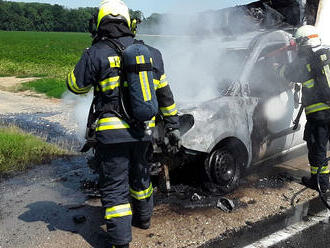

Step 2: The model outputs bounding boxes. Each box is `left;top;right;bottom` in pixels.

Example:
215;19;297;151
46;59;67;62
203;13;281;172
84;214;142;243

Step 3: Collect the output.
97;0;131;29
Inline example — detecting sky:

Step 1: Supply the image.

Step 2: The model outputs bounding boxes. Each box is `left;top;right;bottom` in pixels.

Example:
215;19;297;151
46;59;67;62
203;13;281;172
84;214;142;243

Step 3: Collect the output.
7;0;255;17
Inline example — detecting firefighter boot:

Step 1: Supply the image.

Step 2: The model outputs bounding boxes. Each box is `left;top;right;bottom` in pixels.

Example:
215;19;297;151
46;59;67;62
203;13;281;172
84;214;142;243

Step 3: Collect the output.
132;216;150;230
302;175;328;194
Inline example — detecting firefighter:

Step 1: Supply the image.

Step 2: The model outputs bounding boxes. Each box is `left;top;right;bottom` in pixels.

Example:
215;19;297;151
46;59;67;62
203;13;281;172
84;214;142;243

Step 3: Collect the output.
280;25;330;193
66;0;180;247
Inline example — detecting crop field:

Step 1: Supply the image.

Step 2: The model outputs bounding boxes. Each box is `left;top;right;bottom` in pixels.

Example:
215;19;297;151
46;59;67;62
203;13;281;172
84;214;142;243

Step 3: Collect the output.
0;31;91;97
0;31;166;98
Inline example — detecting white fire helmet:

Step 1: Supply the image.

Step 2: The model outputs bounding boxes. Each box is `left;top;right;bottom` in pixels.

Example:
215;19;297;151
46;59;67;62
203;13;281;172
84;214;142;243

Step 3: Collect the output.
294;25;322;48
97;0;131;29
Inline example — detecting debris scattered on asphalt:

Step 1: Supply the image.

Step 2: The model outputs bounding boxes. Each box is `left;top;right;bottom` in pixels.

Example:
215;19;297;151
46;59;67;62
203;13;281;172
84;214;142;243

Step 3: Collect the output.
150;162;163;176
73;215;86;224
240;196;256;205
255;175;286;189
216;197;235;212
80;179;101;198
80;179;99;194
147;233;155;238
245;221;253;227
66;203;86;210
52;176;68;183
191;193;203;202
282;193;290;201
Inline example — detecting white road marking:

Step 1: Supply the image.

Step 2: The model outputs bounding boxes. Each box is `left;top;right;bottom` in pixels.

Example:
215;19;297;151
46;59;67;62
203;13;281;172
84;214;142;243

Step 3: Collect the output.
243;210;330;248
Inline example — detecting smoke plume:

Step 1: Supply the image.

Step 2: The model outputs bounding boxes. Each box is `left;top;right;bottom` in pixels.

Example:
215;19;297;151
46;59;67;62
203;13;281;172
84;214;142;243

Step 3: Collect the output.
315;0;330;45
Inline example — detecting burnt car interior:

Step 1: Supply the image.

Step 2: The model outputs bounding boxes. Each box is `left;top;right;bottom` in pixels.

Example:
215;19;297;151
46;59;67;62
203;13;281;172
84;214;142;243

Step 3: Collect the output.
249;43;291;98
249;43;298;161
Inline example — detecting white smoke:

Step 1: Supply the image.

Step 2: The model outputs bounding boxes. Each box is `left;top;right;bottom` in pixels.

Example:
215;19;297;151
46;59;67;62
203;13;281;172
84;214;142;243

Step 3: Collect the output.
62;91;93;140
315;0;330;45
64;2;298;139
160;36;230;102
144;10;253;103
264;91;290;122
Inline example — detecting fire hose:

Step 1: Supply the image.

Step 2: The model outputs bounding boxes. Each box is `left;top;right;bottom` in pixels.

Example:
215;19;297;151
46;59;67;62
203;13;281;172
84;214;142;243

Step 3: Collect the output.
316;157;330;210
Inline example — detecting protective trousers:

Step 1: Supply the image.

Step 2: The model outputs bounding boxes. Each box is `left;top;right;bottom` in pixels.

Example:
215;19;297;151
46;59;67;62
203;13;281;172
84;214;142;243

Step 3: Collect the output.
95;141;154;246
303;121;330;190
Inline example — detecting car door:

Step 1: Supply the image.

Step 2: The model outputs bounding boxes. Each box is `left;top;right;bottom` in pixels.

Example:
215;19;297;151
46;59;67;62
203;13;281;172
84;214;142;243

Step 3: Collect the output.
248;43;299;160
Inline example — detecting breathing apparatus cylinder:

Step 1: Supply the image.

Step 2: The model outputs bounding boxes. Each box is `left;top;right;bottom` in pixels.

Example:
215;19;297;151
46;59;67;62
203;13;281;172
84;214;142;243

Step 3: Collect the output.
122;43;158;122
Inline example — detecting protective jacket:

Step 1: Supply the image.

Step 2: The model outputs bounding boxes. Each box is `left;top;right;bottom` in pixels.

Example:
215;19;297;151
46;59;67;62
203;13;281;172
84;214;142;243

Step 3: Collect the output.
282;47;330;123
67;35;179;144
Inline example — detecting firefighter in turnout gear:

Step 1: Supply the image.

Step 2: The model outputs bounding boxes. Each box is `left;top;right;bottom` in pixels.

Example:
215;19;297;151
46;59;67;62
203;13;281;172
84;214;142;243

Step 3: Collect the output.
280;25;330;193
66;0;180;247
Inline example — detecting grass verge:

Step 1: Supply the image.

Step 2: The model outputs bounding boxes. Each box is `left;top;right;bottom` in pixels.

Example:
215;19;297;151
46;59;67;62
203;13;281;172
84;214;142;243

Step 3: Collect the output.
0;126;68;176
19;78;67;98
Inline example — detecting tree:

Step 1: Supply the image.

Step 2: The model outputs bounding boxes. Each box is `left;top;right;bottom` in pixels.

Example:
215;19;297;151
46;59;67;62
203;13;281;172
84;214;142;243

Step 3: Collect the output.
0;1;145;32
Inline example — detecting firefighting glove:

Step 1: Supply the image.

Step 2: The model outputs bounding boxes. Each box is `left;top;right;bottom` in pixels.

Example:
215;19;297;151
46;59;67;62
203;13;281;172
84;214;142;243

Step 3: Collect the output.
164;129;181;155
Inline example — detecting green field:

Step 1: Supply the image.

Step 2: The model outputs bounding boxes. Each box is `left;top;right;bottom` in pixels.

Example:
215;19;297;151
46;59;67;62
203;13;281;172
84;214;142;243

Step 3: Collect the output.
0;126;68;176
0;31;91;97
0;31;168;98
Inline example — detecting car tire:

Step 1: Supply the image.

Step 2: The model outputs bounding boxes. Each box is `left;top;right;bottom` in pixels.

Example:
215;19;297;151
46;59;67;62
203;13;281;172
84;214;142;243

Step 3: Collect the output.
207;147;241;193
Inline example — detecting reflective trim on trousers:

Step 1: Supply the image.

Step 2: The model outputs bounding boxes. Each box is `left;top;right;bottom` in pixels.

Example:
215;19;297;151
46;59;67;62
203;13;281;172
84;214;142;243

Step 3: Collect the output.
105;203;132;220
311;166;330;175
130;183;153;200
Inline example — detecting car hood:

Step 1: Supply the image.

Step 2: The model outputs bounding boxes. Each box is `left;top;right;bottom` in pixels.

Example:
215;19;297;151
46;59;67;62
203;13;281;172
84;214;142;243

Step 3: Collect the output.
178;96;258;154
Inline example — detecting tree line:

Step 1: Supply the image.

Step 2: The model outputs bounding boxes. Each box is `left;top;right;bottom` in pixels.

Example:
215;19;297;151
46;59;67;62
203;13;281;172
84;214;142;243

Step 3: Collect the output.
0;1;145;32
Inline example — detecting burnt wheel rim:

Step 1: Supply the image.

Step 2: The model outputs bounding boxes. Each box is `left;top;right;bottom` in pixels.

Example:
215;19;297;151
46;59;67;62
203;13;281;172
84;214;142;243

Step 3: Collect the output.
211;150;236;186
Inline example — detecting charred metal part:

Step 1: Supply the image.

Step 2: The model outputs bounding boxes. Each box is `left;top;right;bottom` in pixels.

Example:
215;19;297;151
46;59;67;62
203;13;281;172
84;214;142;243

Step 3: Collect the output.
192;0;301;37
216;197;235;212
150;162;163;176
191;193;203;202
163;163;171;193
73;215;87;224
80;179;100;198
178;114;195;136
305;0;320;24
158;161;171;195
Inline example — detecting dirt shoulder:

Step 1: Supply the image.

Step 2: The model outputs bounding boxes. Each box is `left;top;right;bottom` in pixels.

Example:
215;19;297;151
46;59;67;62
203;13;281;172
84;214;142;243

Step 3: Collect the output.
0;77;60;114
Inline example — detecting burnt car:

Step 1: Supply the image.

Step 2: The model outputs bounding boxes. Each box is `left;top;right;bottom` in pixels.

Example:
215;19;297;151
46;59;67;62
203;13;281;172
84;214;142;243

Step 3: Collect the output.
154;30;306;193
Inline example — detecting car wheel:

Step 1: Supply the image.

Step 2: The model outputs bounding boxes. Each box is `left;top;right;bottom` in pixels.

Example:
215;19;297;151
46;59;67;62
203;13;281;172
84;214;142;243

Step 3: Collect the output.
207;147;241;193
